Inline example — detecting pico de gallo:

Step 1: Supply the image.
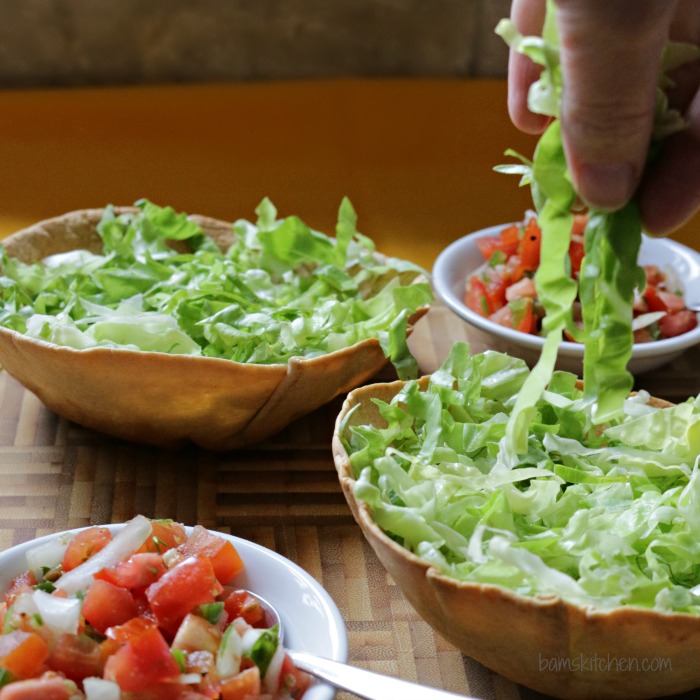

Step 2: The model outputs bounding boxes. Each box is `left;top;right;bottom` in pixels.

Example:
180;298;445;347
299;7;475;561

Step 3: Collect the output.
0;516;310;700
464;213;698;342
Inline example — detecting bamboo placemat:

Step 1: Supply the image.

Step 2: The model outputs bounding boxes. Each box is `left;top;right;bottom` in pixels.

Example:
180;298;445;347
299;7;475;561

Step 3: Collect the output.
0;304;698;700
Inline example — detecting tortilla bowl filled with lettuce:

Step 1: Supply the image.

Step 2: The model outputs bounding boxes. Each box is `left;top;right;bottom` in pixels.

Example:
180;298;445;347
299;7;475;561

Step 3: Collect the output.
0;199;431;450
332;343;700;699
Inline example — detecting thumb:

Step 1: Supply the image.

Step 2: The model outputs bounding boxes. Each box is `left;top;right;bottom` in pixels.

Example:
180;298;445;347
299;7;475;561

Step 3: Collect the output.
554;0;678;210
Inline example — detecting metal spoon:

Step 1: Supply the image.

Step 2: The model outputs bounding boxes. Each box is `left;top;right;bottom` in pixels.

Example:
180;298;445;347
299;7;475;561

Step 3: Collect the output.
245;590;477;700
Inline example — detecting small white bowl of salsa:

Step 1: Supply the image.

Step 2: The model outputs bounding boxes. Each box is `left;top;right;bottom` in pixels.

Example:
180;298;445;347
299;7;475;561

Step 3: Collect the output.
433;217;700;376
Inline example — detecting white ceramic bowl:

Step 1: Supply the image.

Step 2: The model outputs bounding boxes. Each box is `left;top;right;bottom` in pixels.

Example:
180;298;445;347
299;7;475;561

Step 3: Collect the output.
433;224;700;375
0;524;348;700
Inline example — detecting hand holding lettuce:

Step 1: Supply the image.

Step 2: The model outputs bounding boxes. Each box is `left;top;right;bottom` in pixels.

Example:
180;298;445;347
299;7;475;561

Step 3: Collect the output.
496;0;699;448
342;2;700;617
503;0;700;230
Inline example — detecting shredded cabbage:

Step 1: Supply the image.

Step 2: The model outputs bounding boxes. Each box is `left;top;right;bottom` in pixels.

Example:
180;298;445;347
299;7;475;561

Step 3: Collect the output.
0;198;432;380
495;1;700;449
345;342;700;613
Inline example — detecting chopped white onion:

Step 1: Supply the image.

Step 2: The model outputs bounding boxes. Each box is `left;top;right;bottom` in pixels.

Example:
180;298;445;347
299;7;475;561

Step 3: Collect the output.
623;390;656;417
56;515;152;594
12;591;39;617
632;311;665;331
263;640;286;694
627;390;651;404
25;533;72;577
83;677;121;700
33;588;81;635
163;547;181;569
178;673;202;684
240;626;265;654
216;623;244;678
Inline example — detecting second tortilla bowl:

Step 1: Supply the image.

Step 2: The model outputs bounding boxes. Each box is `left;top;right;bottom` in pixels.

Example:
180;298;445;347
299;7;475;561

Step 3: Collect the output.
332;343;700;699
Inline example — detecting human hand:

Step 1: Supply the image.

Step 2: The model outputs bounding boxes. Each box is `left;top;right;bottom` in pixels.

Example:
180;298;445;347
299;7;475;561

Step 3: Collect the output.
506;0;700;235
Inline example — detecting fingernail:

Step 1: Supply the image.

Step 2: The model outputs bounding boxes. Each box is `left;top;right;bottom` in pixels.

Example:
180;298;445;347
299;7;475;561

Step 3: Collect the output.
575;162;637;211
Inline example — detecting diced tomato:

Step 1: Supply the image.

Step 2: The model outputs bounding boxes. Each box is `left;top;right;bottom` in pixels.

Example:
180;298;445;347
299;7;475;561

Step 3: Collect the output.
465;268;509;317
633;327;656;344
503;253;525;285
279;653;312;699
146;556;223;635
4;572;37;608
46;633;102;682
571;213;588;235
519;217;541;271
643;264;666;286
643;284;664;312
568;236;585;277
475;236;503;260
659;309;698;338
656;290;687;313
220;665;262;700
222;590;267;628
499;224;521;256
0;630;49;679
177;526;244;585
103;624;180;692
645;284;688;314
105;615;157;644
171;613;221;654
505;276;537;302
137;520;188;555
488;305;514;328
483;267;509;308
489;298;537;335
475;224;521;261
61;527;112;572
95;552;167;590
465;276;491;316
0;675;78;700
633;291;649;314
81;579;138;634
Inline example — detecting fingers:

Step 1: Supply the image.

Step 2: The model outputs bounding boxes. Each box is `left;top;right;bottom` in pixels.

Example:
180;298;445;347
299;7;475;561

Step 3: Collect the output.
554;0;679;211
507;0;549;134
639;90;700;234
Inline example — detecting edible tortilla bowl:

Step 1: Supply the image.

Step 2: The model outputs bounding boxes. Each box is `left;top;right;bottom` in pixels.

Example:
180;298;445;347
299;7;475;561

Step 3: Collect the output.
332;379;700;699
0;208;428;450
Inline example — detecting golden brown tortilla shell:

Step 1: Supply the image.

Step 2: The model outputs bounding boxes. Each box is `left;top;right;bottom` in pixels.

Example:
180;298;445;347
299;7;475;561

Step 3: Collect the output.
0;208;427;449
332;379;700;699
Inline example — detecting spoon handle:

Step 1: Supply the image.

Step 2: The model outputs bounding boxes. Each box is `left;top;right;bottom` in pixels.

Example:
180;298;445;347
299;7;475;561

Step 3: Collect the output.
288;650;476;700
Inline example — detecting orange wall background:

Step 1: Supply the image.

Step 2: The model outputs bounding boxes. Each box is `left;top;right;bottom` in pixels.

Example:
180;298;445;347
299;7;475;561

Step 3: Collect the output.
0;79;697;270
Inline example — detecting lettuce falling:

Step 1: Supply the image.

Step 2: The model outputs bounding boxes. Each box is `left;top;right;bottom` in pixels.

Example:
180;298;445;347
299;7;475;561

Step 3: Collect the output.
343;3;700;614
495;0;699;452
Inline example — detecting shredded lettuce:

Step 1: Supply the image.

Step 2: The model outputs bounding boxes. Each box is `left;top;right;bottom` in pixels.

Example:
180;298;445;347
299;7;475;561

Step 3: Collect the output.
495;1;699;449
345;342;700;612
0;198;432;379
345;4;700;619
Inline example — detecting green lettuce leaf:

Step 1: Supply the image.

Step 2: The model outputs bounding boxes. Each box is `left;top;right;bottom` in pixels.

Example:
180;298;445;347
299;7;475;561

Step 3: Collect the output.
496;0;695;448
0;199;432;378
346;343;700;613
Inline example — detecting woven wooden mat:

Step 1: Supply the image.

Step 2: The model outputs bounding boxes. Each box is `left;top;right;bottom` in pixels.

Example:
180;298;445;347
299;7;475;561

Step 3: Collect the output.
0;305;698;700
